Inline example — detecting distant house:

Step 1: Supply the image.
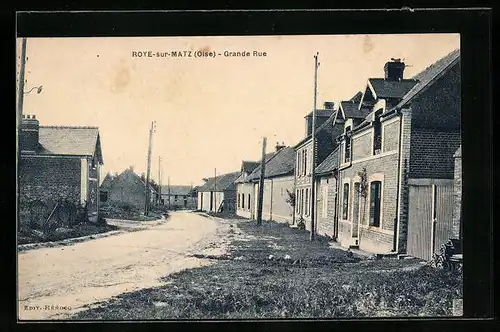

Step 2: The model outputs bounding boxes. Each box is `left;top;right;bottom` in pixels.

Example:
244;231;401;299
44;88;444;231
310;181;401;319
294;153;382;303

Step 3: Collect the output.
18;115;104;223
336;50;461;258
246;144;296;224
235;159;268;219
294;101;345;231
161;185;197;209
197;171;242;214
101;167;158;210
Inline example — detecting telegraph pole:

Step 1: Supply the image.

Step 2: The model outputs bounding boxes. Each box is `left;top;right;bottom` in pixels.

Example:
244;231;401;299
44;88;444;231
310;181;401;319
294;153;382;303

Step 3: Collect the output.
17;38;27;150
144;121;155;216
310;53;319;241
257;137;267;226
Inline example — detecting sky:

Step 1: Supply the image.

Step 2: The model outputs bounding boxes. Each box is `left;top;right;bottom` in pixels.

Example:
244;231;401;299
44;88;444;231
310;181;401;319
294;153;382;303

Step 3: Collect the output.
18;34;460;186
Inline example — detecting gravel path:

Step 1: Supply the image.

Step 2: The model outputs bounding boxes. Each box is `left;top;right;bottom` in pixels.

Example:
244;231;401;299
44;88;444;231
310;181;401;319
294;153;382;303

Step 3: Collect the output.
17;211;225;320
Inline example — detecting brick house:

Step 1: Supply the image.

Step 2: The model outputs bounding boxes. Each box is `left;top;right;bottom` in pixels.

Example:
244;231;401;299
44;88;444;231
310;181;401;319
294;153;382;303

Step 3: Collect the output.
19;115;104;224
314;147;340;238
197;171;241;215
245;144;296;224
294;102;344;232
335;50;461;258
235;160;262;219
101;167;158;210
161;185;197;210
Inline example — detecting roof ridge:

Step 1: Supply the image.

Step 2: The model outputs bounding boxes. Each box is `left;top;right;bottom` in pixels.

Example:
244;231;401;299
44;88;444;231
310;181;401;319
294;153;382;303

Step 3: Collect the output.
411;48;460;80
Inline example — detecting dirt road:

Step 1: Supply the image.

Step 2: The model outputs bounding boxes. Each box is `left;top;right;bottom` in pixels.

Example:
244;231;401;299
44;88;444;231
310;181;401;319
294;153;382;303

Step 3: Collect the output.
18;211;228;320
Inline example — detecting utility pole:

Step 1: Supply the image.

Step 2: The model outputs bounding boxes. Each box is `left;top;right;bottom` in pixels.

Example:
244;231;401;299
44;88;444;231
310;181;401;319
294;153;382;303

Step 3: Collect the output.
158;156;162;205
310;52;319;241
257;137;267;226
17;37;27;151
144;121;155;216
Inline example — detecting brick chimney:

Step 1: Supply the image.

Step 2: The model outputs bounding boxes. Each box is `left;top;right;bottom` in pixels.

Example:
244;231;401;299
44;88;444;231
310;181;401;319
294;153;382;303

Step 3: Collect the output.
20;114;40;152
384;58;406;81
275;141;286;152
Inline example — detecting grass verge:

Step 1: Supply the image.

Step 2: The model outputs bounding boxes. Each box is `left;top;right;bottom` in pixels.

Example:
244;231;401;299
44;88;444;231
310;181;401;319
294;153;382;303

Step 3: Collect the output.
72;218;463;319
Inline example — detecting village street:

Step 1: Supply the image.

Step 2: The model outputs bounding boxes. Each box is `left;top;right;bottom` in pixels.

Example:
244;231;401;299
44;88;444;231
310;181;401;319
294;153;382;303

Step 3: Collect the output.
18;211;230;320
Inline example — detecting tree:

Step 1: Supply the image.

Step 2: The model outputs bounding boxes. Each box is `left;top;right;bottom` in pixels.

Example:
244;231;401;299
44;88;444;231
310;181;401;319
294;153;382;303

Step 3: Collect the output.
356;167;369;224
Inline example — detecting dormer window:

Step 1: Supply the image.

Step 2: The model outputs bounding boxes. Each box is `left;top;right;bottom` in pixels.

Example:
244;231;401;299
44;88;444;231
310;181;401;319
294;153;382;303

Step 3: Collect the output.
344;126;352;163
373;110;383;155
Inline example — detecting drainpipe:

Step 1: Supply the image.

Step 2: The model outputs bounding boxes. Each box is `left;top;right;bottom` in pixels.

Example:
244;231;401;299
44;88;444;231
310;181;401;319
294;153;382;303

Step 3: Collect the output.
393;108;404;252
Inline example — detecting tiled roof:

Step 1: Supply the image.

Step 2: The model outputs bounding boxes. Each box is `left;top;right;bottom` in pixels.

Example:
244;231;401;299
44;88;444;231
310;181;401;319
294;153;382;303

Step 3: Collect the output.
100;174;114;189
368;78;418;99
315;147;339;175
350;91;363;102
295;111;337;149
395;49;460;109
198;171;241;192
247;147;295;181
37;126;103;163
241;161;260;173
304;109;335;118
160;185;192;196
340;101;366;119
114;168;158;193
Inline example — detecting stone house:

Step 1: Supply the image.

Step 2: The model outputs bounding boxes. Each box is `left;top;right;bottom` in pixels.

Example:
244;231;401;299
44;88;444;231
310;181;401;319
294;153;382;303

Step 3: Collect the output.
335;50;461;258
294;102;345;232
234;160;262;219
197;171;241;215
245;145;296;224
101;167;158;210
160;185;197;210
18;115;104;224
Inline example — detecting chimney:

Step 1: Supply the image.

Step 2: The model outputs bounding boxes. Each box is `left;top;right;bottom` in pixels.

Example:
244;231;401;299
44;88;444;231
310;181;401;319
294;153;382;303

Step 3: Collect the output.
384;58;405;81
323;101;335;110
20;114;40;152
275;141;286;152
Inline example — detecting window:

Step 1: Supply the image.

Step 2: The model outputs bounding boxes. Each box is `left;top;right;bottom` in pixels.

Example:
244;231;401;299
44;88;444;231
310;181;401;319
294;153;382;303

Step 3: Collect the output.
369;181;382;227
342;183;350;220
242;194;245;209
297;154;301;177
353;183;360;224
248;194;251;210
237;194;241;208
344;127;352;163
300;189;305;215
175;195;178;201
303;150;308;176
305;188;309;216
373;110;382;155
